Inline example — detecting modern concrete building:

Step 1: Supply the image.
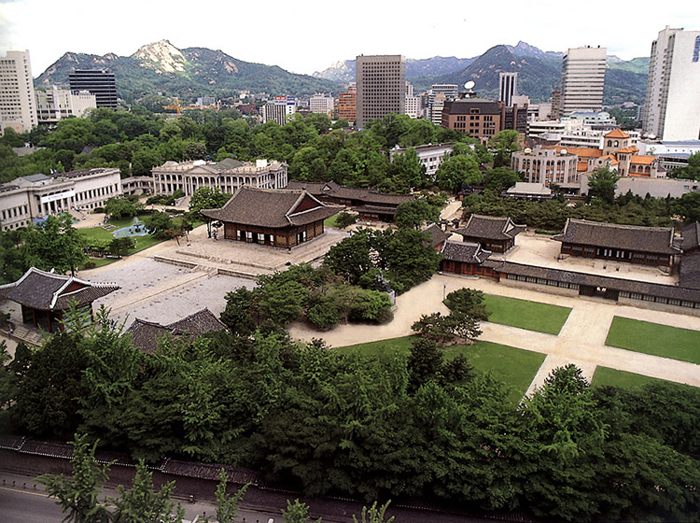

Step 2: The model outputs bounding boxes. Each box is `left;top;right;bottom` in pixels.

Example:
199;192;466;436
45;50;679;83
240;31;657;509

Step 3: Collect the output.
0;168;122;231
337;86;357;123
498;72;518;107
642;26;700;141
262;96;296;125
355;55;406;128
429;83;458;125
0;50;37;134
390;142;455;178
441;97;502;142
511;146;579;188
35;87;97;124
309;93;334;117
559;46;606;116
152;158;288;196
404;82;421;119
68;70;118;109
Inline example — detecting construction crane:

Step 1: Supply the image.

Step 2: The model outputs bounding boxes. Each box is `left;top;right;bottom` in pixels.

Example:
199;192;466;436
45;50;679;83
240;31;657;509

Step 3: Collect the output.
162;98;182;116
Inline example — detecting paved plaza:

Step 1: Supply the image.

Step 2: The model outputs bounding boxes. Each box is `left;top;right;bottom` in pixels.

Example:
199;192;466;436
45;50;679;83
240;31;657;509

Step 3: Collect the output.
2;214;699;398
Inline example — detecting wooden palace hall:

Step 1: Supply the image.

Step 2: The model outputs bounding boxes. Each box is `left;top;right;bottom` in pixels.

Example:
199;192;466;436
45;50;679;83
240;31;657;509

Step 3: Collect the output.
201;186;343;248
0;267;120;333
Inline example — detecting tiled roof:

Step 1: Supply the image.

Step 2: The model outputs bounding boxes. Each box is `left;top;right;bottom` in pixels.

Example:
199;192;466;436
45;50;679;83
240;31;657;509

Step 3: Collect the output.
125;308;228;353
680;253;700;290
617;146;639;154
285;180;414;206
441;241;492;264
201;187;342;228
552;218;680;255
423;223;449;249
484;260;700;302
605;129;630;139
559;147;603;158
455;214;526;241
630;155;655;165
681;222;700;251
0;267;119;311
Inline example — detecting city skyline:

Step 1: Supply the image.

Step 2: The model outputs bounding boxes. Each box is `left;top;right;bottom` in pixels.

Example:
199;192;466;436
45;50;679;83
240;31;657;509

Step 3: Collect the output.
1;0;698;80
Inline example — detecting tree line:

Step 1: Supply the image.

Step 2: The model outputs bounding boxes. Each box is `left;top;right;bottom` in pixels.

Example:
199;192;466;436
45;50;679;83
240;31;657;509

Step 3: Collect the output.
1;306;698;522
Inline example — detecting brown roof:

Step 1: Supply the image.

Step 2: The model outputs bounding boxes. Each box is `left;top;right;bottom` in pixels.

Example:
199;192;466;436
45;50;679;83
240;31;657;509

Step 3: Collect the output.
455;214;526;241
202;187;342;228
423;223;449;249
441;241;492;264
552;219;680;255
285;180;414;206
484;260;700;303
681;222;700;252
680;253;700;290
125;308;228;353
0;267;119;311
605;128;630;139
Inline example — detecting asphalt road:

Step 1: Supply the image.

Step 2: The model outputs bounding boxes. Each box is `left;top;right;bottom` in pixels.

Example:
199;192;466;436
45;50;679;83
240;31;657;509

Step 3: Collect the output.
0;471;281;523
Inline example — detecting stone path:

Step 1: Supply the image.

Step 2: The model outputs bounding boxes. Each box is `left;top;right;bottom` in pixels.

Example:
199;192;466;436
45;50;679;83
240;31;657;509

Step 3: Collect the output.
290;273;700;396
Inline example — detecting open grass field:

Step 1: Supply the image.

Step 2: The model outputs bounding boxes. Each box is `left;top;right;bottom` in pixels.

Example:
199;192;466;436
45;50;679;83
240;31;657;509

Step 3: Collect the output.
605;316;700;364
592;366;698;391
483;294;572;335
334;336;544;405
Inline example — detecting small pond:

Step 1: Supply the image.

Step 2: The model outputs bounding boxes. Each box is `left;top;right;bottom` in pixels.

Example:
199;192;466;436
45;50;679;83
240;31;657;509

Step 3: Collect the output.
112;217;149;238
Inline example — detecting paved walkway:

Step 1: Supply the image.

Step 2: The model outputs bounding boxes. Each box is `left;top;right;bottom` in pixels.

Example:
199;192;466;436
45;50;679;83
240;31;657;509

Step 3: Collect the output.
289;273;700;396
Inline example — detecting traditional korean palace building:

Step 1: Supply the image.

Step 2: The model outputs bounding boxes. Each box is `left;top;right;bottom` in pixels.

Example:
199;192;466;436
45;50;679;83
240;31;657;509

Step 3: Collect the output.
152;158;288;196
284;181;414;222
124;309;227;353
454;215;526;253
0;268;119;333
553;219;681;268
201;187;342;248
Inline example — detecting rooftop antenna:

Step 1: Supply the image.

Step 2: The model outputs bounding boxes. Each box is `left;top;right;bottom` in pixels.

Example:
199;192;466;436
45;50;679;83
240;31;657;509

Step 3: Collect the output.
463;81;476;98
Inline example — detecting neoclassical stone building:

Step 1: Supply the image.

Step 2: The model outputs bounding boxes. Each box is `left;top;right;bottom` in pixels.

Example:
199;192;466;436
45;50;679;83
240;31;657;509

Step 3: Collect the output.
152;158;287;196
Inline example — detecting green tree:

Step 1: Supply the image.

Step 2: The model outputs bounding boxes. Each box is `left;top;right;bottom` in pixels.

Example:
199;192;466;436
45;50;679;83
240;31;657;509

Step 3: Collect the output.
142;211;173;239
282;499;322;523
483;166;522;193
435;154;482;192
671;192;700;223
22;214;87;275
109;237;135;258
188;186;230;237
443;288;490;321
489;130;520;167
36;434;112;523
389;148;427;190
353;501;394;523
587;167;620;205
323;230;373;285
671;151;700;180
184;140;208;160
394;199;440;229
104;197;139;220
110;460;184;523
220;287;257;336
215;468;249;523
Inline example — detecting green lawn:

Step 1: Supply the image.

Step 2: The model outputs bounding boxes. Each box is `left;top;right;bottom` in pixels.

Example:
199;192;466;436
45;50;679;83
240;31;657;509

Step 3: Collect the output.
592;366;698;391
334;336;545;405
605;317;700;364
483;294;572;335
324;213;344;227
80;257;118;270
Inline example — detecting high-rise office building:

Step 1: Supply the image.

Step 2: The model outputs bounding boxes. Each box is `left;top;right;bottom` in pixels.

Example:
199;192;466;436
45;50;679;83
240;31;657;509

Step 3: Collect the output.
499;72;518;107
429;83;458;125
35;87;97;123
559;46;606;116
68;69;118;108
0;50;37;134
262;96;296;125
355;55;406;128
337;86;357;123
642;26;700;141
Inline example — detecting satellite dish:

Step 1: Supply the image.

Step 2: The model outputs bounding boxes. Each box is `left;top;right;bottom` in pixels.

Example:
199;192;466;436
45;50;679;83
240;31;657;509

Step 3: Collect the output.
464;81;475;91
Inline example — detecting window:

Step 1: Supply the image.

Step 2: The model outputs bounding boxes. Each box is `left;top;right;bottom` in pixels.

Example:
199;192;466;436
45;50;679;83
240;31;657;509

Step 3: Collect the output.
694;36;700;62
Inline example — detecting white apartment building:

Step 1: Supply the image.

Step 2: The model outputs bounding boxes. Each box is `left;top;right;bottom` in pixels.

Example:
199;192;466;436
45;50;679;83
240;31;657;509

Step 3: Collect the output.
262;96;297;125
404;83;421;119
0;50;37;135
152;158;288;196
0;168;122;231
309;93;334;117
390;142;455;178
499;72;517;107
429;84;458;125
511;146;579;187
35;87;97;124
559;46;606;116
642;26;700;141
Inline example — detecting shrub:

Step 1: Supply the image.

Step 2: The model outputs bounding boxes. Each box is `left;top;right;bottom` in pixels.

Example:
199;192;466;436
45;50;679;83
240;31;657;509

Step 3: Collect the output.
307;303;342;330
335;212;357;228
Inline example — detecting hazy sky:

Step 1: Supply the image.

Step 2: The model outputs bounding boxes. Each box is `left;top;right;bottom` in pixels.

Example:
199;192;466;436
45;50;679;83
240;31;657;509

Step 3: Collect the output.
1;0;698;78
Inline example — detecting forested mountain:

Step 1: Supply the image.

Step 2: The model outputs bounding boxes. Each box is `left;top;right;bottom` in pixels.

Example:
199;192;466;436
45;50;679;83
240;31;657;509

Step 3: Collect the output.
317;42;648;105
35;40;339;101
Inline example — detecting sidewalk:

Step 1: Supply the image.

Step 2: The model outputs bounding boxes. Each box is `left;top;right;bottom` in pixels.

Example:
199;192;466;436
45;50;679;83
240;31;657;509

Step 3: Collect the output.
289;273;700;395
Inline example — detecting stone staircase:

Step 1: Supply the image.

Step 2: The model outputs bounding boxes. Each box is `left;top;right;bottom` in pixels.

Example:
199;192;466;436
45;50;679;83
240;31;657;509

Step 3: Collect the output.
4;324;44;347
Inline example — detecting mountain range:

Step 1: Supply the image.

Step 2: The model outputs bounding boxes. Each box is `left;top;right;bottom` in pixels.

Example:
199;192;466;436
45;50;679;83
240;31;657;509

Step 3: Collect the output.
36;40;649;106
